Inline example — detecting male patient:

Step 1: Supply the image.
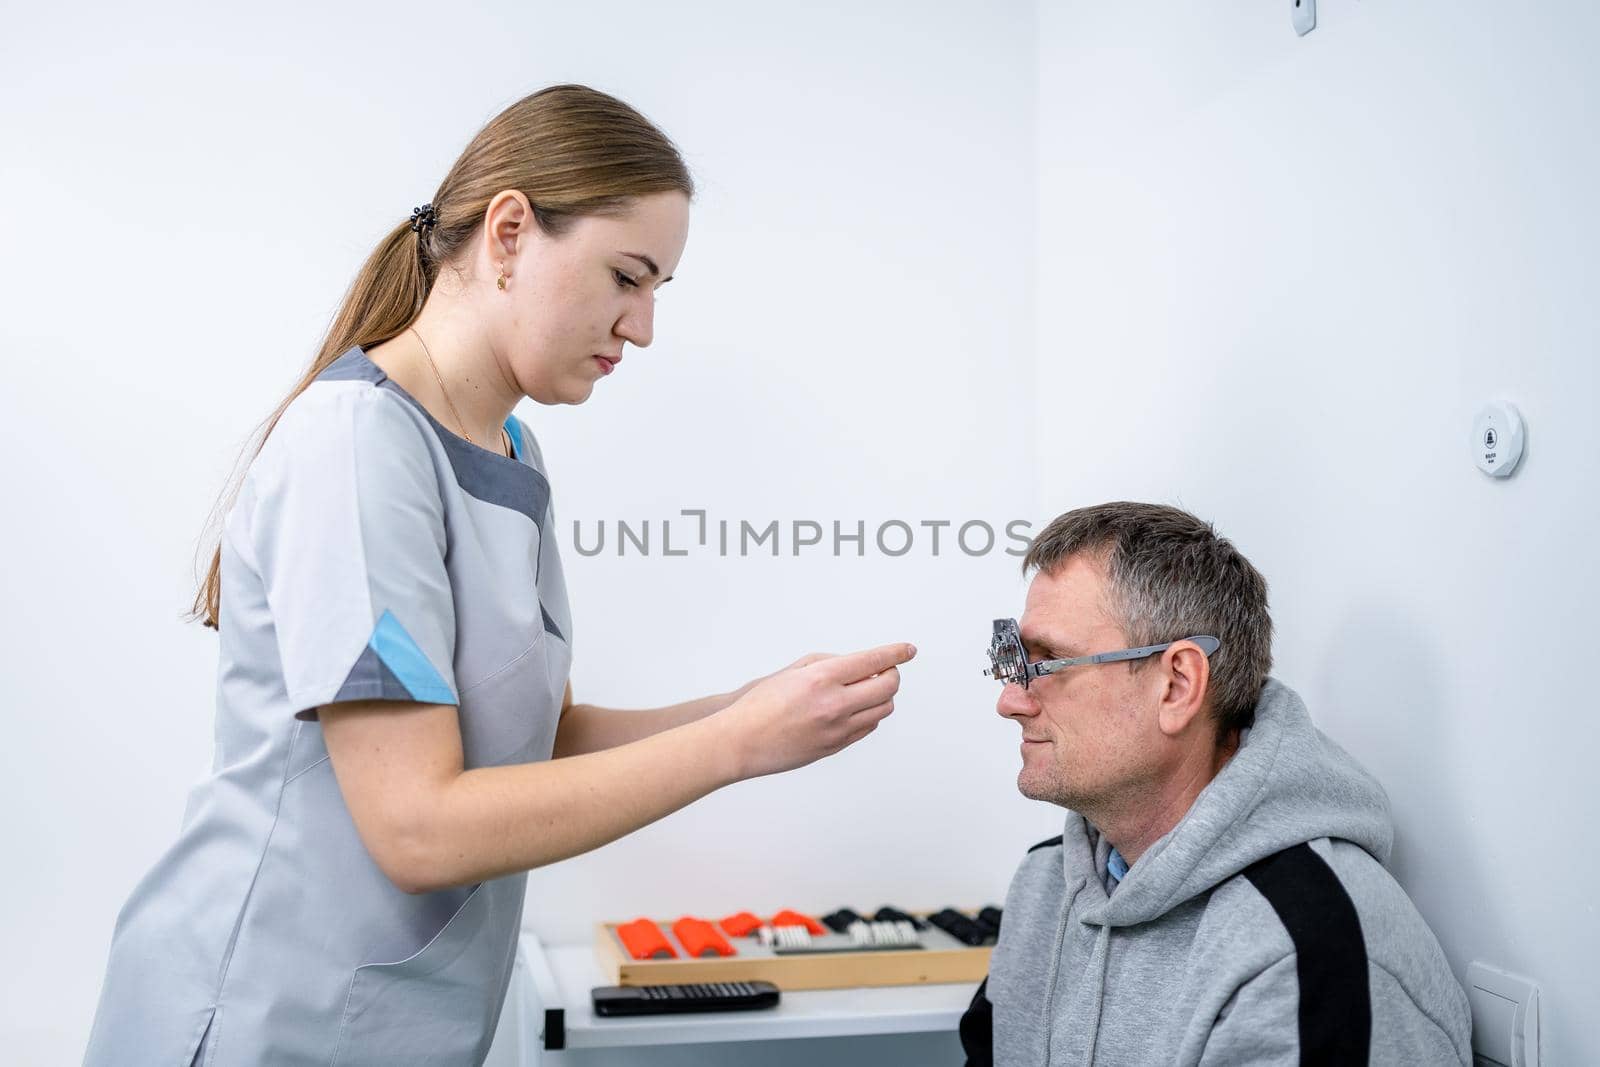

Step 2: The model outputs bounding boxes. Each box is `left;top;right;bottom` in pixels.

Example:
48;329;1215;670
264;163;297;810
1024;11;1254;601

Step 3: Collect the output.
961;503;1471;1066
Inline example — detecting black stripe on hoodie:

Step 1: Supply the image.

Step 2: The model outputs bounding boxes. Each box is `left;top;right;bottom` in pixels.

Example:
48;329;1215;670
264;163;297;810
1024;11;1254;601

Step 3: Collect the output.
1242;842;1372;1066
962;836;1058;1065
959;978;993;1066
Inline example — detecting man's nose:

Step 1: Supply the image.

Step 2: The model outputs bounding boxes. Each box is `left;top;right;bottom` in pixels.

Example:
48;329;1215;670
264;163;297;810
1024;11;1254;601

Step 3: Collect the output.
996;682;1037;721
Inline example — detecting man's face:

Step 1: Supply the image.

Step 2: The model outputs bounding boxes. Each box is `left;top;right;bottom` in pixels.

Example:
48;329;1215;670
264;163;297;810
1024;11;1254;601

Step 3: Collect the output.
995;554;1170;809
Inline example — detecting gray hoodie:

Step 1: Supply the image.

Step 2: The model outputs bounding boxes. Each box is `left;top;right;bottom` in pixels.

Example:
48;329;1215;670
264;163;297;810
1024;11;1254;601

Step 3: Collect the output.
961;678;1472;1066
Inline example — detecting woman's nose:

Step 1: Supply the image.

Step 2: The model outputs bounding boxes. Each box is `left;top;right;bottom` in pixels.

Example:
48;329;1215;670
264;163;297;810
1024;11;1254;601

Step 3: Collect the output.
616;297;655;349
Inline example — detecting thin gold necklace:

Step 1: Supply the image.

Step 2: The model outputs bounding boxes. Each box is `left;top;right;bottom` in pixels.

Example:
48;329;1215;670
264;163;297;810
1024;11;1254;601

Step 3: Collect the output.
408;325;510;457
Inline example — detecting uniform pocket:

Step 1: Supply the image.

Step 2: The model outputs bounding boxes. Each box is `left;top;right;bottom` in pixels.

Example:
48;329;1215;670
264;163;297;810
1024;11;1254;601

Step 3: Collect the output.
457;630;563;767
330;882;499;1066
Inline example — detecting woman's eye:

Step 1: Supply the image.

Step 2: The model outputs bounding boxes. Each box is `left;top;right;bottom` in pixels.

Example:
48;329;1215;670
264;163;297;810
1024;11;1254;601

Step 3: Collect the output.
613;269;638;289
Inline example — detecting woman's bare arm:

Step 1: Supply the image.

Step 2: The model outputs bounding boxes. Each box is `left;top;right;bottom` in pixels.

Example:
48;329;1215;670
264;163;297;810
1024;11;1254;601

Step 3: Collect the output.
551;655;833;757
319;644;913;894
550;683;734;758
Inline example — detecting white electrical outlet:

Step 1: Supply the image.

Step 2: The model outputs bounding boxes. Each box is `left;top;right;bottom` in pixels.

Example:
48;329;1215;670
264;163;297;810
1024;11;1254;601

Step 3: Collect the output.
1465;962;1540;1066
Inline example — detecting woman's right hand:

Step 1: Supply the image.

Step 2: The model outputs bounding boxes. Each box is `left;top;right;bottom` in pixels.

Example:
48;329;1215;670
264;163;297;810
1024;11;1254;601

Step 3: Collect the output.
713;642;917;780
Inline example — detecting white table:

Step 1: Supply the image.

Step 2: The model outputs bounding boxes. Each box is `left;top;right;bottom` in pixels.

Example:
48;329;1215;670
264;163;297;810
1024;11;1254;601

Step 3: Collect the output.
488;934;977;1066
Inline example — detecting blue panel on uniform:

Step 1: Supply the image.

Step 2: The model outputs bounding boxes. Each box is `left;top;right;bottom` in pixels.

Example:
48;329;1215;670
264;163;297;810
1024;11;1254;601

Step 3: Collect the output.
369;609;456;704
504;417;524;460
332;644;414;705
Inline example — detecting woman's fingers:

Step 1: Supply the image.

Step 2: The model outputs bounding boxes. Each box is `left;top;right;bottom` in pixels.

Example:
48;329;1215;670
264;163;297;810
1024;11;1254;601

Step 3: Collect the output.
847;697;895;726
721;641;913;779
840;711;887;750
842;666;900;709
820;642;917;686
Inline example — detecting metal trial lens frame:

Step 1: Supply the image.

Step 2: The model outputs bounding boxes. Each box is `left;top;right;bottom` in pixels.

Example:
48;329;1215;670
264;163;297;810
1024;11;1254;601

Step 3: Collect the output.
983;618;1220;690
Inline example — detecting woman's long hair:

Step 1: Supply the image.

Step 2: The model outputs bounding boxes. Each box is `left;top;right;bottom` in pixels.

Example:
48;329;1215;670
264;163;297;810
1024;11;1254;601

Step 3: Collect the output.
191;84;693;629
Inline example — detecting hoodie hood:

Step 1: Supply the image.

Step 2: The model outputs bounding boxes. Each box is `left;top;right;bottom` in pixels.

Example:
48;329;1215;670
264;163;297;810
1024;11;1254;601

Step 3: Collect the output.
1077;677;1393;928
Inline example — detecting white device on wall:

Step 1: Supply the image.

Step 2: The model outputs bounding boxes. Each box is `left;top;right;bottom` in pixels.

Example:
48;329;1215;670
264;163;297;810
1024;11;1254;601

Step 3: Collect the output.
1292;0;1316;36
1472;401;1526;478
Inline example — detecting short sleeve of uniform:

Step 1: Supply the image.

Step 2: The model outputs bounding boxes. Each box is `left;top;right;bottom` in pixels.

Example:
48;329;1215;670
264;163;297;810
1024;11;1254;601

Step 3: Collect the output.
246;385;458;720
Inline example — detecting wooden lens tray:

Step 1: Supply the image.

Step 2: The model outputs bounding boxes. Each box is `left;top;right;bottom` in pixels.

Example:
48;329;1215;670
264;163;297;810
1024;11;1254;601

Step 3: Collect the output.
594;912;992;991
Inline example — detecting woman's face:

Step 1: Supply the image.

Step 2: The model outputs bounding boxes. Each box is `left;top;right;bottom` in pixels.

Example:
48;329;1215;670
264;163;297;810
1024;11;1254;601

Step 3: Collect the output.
488;190;690;405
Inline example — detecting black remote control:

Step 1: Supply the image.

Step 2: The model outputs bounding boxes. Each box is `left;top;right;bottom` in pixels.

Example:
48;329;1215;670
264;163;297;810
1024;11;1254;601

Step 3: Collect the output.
592;980;781;1016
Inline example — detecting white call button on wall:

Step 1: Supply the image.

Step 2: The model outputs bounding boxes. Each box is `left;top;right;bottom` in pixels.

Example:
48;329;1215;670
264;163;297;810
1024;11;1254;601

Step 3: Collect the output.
1473;401;1525;478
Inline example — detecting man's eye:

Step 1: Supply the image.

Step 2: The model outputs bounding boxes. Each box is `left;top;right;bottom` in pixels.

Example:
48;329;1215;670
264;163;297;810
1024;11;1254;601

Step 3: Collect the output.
613;269;639;289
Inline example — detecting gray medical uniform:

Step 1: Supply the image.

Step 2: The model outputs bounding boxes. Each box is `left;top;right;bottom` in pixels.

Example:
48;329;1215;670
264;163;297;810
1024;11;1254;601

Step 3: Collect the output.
84;345;573;1065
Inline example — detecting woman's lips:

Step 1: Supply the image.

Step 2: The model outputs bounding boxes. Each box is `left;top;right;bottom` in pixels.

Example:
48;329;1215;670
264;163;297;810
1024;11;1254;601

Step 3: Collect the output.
593;355;618;375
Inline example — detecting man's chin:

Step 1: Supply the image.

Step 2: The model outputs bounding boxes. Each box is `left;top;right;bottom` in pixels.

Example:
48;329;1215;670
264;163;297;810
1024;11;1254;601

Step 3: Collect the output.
1016;772;1059;804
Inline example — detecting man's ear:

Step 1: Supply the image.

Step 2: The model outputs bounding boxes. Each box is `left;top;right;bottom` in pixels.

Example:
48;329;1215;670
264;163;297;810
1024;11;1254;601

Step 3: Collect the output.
1154;641;1212;739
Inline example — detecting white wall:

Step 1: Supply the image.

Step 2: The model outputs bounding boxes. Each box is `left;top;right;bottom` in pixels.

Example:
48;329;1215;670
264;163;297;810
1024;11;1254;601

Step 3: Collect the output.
0;1;1037;1061
1035;2;1599;1062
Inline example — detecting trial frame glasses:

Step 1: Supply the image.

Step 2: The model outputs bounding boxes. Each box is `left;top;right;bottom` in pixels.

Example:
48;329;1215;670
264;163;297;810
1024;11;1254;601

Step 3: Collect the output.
983;617;1221;690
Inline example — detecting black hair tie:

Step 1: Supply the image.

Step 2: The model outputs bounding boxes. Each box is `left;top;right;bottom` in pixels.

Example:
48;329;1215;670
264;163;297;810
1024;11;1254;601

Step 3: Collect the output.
410;203;438;234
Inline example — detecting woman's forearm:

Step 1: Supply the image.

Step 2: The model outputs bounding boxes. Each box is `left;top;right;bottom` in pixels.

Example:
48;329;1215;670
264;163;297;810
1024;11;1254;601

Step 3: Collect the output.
414;713;745;892
551;692;737;757
370;643;912;894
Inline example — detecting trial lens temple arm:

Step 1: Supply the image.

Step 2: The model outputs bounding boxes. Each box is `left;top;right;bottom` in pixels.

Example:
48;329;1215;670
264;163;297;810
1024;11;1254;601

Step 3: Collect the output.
1032;635;1221;677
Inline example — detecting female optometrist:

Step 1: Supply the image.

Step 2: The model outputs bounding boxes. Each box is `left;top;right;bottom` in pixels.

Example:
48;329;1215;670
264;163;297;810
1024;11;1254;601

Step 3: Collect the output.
83;84;915;1067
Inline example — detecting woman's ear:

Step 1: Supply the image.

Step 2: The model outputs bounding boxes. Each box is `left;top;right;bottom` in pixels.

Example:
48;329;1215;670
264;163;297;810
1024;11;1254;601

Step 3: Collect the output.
483;190;533;264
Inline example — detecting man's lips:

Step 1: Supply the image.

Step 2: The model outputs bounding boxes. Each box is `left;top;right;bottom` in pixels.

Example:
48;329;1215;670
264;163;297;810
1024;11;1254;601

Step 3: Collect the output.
594;354;620;375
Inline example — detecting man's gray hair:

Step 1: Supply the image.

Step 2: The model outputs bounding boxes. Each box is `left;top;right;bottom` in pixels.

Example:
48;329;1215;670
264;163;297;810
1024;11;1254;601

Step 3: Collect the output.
1023;502;1273;737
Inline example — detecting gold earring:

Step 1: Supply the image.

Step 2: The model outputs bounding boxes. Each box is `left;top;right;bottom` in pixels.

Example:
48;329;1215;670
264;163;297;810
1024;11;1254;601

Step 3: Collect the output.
497;267;507;291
